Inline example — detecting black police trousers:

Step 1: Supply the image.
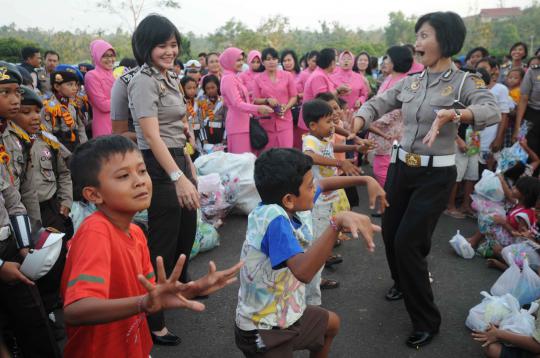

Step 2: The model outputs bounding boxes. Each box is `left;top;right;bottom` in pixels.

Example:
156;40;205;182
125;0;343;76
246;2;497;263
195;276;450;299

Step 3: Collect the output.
142;148;198;332
0;238;61;357
525;106;540;159
382;159;456;332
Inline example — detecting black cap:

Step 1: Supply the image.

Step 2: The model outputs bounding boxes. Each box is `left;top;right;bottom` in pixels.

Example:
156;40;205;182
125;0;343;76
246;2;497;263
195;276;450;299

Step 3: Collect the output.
0;61;23;85
50;70;79;85
20;86;43;108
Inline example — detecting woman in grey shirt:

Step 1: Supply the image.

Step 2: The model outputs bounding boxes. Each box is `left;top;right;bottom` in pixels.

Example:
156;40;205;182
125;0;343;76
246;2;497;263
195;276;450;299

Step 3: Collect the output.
354;11;500;349
128;14;199;346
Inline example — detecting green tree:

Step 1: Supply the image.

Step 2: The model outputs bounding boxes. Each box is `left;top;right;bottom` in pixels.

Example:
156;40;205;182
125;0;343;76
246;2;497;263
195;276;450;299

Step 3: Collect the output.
384;12;416;47
0;37;38;63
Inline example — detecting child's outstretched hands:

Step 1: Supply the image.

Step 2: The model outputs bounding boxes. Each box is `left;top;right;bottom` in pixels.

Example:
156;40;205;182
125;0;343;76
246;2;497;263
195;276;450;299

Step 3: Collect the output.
472;324;500;347
138;255;206;314
364;176;389;214
182;260;243;297
334;211;380;252
341;160;362;176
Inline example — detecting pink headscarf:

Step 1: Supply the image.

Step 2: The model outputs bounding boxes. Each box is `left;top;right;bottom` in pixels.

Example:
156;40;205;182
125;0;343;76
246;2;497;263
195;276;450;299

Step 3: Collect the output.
220;47;244;74
246;50;261;71
338;51;355;72
90;39;115;71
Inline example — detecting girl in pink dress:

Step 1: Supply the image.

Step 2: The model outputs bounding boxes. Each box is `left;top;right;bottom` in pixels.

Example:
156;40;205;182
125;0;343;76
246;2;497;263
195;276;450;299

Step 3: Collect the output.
331;51;369;110
84;39;116;137
238;50;263;101
368;46;413;187
219;47;273;154
252;47;298;150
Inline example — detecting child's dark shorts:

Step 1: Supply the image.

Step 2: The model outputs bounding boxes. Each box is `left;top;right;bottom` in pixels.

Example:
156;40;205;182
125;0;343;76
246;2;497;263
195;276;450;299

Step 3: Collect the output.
234;305;330;358
501;345;536;358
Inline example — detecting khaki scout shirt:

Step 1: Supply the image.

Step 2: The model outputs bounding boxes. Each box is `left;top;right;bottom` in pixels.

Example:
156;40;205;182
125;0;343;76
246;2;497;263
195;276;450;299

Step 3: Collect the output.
41;96;88;146
356;63;501;156
1;123;40;223
128;64;187;150
521;65;540;111
29;133;72;208
0;167;26;228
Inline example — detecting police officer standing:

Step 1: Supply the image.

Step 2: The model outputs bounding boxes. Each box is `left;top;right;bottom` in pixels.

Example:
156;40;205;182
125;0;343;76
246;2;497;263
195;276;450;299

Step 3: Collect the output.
37;50;60;96
514;60;540;157
354;12;500;348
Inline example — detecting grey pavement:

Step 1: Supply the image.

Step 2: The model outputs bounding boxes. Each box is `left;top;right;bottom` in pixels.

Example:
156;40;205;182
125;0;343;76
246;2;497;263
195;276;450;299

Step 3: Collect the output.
152;185;499;358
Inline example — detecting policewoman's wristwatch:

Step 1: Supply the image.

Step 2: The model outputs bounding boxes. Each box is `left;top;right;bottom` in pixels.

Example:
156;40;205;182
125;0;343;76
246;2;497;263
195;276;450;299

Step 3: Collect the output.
0;258;4;271
169;170;185;182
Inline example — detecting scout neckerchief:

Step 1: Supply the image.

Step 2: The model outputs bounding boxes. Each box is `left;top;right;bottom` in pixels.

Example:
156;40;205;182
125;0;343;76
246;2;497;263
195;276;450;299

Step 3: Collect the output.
9;121;33;149
0;118;13;184
43;94;77;142
39;125;61;150
199;96;223;135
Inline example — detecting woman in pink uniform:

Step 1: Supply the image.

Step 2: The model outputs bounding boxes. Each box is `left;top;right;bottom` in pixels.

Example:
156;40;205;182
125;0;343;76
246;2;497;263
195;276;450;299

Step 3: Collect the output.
252;47;298;150
201;52;222;82
300;48;351;133
220;47;273;154
331;50;369;110
84;39;116;137
238;50;263;101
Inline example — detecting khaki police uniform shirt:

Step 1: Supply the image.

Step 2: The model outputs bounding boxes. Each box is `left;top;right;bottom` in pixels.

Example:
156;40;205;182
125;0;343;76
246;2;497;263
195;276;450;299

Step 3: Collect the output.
356;63;501;156
37;69;52;96
128;64;187;150
29;133;72;208
0;125;40;223
521;65;540;111
0;167;26;228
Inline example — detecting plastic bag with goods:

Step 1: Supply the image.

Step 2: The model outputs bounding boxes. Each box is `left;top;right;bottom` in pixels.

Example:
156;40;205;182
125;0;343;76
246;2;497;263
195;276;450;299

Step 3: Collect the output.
491;253;521;296
500;302;539;336
512;259;540;306
449;230;475;259
465;291;520;331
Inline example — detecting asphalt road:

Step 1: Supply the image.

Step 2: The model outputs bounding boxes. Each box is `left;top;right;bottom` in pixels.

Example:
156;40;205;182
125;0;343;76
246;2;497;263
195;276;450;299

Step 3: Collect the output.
152;185;500;358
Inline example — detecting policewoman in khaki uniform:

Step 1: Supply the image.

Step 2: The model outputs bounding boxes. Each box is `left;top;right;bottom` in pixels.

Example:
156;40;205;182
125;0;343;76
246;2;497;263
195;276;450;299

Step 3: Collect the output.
354;12;500;348
128;14;199;346
0;61;61;357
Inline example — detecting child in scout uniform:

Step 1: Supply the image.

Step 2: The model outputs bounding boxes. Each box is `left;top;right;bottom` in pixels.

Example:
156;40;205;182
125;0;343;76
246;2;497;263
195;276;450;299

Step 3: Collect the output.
198;74;227;151
0;61;62;357
42;65;88;152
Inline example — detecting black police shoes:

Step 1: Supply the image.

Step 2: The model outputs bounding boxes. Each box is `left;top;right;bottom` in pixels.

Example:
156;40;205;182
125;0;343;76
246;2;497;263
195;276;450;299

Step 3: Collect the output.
151;331;181;346
406;331;437;348
385;286;403;301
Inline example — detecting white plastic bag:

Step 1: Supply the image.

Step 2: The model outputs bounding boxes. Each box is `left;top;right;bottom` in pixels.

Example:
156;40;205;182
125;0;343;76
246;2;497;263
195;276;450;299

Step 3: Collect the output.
195;151;261;215
449;230;475;259
500;302;539;336
502;242;540;270
491;253;522;296
513;259;540;306
465;291;520;331
474;170;504;202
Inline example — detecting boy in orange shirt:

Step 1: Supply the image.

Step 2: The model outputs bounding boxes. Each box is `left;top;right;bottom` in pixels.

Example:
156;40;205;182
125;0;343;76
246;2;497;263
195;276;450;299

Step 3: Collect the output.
61;135;242;358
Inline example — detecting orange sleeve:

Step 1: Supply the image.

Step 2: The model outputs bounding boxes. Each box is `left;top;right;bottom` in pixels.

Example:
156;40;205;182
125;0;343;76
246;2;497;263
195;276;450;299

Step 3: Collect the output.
133;224;156;285
63;219;112;307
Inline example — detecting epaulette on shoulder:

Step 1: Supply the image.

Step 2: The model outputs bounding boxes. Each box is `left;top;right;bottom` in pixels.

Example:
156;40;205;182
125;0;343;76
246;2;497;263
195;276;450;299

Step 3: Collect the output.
468;72;487;89
168;70;178;79
140;66;152;76
530;64;540;70
120;67;139;85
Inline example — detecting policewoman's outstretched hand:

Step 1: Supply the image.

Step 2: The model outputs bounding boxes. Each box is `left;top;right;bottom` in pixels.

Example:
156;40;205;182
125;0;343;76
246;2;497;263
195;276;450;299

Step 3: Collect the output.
423;109;455;147
364;176;389;214
175;175;200;210
138;255;205;315
0;261;34;285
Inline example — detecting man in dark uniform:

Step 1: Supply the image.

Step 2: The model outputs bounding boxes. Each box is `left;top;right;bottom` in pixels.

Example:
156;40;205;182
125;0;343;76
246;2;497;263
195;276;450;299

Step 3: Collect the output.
19;47;41;90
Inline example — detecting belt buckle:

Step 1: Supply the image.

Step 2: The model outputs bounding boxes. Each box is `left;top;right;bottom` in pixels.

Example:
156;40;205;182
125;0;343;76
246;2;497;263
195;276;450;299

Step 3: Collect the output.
405;153;421;167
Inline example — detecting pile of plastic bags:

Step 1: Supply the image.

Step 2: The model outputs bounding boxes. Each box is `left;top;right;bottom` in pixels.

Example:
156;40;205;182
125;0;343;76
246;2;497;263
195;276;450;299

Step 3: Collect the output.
490;256;540;306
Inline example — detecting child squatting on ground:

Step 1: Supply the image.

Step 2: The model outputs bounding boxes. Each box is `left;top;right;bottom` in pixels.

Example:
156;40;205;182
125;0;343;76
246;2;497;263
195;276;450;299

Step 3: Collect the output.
234;147;381;357
60;135;242;358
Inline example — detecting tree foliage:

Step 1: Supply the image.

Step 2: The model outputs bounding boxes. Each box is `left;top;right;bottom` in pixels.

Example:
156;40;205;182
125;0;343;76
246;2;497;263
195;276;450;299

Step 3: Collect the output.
0;5;538;65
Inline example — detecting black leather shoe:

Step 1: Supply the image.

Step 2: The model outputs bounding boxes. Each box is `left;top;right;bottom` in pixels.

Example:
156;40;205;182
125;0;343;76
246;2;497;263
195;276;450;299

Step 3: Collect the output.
385;286;403;301
151;332;181;346
324;254;343;268
406;331;436;349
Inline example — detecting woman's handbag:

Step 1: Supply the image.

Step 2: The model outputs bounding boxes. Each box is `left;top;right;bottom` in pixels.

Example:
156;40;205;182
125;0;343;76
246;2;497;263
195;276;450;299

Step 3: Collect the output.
249;116;268;150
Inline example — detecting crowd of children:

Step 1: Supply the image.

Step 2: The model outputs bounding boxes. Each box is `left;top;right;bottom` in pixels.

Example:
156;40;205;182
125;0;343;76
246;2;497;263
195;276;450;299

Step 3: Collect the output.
1;22;540;358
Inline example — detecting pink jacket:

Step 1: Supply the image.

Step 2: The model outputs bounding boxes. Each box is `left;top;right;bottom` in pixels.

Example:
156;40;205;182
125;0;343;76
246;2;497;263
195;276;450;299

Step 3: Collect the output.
299;67;337;130
296;68;314;94
408;60;424;74
253;70;298;133
238;50;261;101
220;48;260;135
331;52;368;110
377;72;408;95
85;39;115;137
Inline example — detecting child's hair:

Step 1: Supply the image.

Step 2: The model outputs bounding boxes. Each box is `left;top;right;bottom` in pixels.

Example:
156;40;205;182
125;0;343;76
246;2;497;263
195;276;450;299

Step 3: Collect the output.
180;76;197;89
508;67;525;81
254;148;313;205
302;99;333;127
515;176;540;208
70;135;139;201
315;92;338;103
476;67;491;86
202;74;220;95
527;56;540;67
504;161;526;183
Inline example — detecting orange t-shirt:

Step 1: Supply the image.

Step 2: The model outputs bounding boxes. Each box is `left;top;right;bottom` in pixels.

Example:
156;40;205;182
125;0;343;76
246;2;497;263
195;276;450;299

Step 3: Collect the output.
61;211;155;358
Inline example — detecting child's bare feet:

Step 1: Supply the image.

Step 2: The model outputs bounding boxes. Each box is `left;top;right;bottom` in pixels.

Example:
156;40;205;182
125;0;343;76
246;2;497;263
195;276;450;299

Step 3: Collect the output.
467;232;484;249
487;258;508;271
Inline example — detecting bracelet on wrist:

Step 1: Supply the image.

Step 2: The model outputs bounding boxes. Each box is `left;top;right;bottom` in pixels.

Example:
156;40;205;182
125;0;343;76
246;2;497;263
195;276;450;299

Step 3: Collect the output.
137;295;147;315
